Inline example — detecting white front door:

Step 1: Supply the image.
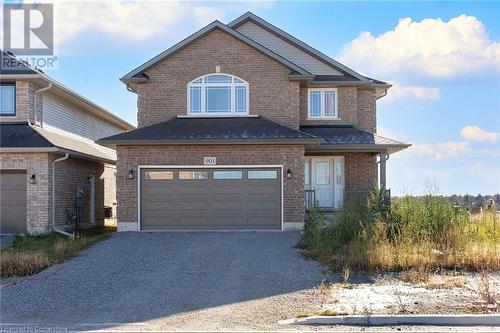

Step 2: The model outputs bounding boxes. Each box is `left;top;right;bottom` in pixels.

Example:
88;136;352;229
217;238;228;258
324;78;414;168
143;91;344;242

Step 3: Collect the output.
311;158;334;207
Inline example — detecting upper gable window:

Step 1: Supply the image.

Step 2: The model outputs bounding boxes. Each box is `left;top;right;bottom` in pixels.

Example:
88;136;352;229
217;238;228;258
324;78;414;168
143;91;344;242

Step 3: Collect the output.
308;88;337;119
187;74;248;115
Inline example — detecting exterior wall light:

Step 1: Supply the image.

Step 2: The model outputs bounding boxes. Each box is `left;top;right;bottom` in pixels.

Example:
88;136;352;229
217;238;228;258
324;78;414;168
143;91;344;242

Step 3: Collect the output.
286;168;292;178
128;169;135;180
30;174;36;184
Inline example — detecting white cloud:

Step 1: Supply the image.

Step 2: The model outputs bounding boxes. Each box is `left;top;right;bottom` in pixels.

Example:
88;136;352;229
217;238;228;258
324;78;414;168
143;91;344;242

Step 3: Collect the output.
384;83;440;102
411;141;469;160
338;15;500;78
49;1;271;47
460;126;499;142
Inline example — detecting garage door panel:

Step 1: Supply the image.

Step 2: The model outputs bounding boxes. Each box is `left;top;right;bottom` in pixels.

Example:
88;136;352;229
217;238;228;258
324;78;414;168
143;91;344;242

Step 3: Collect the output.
212;201;242;209
213;217;244;226
0;172;27;234
248;209;280;216
246;186;278;194
248;216;280;226
176;194;210;203
142;186;178;195
246;193;278;201
0;193;26;205
177;186;209;194
211;186;245;194
143;216;209;225
0;177;26;189
247;200;279;210
140;167;281;230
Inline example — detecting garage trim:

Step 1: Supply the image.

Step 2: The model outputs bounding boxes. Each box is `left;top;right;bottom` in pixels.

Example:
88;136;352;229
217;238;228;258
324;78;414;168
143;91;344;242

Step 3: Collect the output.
137;165;284;231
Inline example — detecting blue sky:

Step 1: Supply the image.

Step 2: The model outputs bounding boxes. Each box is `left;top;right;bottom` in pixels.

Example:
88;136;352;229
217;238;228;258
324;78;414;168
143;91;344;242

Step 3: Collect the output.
11;1;500;196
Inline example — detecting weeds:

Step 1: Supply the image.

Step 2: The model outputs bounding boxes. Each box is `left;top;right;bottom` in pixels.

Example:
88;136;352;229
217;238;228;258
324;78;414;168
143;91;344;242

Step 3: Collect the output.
477;271;497;305
299;187;500;272
0;227;115;277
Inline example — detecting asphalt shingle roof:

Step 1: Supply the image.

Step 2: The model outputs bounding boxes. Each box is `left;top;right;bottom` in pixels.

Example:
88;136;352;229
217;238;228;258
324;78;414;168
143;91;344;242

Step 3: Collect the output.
0;122;53;148
299;125;408;146
0;122;116;162
98;116;319;144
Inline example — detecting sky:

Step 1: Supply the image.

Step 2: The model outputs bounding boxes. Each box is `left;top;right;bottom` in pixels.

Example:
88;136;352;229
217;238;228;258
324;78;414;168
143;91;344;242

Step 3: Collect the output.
4;1;500;196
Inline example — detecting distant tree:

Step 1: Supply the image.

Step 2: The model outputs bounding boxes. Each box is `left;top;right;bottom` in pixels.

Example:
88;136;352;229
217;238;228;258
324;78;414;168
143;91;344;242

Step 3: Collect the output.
477;193;484;206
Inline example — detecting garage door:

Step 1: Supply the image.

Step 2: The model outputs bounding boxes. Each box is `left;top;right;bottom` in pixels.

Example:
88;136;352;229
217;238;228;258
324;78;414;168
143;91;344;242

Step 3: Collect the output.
140;167;281;230
0;171;27;234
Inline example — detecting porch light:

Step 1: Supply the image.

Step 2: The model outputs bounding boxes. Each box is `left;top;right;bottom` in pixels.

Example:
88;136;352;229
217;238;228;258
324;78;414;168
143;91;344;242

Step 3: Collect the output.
30;174;36;184
128;169;135;180
286;168;292;178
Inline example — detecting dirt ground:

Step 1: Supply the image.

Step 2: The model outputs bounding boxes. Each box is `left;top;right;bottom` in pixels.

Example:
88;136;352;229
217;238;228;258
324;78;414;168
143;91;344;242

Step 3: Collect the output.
316;271;500;316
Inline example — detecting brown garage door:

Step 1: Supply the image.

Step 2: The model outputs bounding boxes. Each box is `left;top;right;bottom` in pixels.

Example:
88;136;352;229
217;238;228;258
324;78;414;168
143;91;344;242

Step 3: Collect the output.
140;168;281;230
0;171;27;234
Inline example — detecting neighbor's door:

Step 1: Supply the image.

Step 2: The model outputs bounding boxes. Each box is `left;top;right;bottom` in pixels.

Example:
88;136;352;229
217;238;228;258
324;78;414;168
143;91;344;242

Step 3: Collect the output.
311;159;334;207
88;175;95;225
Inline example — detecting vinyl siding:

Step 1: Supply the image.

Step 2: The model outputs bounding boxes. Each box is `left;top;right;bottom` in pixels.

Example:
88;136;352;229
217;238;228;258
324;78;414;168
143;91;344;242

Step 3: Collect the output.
42;93;123;141
236;21;342;75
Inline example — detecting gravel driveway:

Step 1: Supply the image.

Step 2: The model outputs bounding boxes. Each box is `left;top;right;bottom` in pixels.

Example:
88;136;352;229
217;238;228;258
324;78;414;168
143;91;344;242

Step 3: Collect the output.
0;232;326;331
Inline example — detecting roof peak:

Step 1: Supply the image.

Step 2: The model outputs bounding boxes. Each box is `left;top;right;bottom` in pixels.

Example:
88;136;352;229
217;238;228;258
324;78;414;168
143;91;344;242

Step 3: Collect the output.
228;12;370;82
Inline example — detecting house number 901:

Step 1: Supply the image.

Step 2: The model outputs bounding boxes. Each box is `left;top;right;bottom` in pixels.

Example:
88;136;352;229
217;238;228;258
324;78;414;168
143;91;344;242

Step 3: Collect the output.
204;157;216;165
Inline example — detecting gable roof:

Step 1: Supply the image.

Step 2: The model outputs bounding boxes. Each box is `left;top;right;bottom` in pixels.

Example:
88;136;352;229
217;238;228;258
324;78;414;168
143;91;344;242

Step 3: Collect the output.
122;12;389;88
0;122;116;163
228;12;370;82
0;52;135;131
121;21;312;82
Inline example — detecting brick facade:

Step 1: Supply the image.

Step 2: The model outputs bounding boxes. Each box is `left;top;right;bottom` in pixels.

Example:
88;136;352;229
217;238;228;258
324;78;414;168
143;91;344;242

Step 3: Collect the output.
299;85;377;133
53;156;106;228
305;152;378;205
0;152;51;233
116;145;305;226
137;28;300;129
0;153;112;233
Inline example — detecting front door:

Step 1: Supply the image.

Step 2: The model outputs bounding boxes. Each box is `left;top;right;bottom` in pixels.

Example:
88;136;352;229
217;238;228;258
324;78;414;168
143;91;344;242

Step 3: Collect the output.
311;158;334;207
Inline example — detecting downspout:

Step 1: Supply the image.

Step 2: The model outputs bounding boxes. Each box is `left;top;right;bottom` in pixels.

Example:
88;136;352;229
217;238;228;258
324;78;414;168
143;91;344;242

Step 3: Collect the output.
52;153;73;237
33;82;53;127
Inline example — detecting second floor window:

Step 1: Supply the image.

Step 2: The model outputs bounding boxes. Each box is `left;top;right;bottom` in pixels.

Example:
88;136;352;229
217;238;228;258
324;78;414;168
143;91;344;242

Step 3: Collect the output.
187;74;248;115
0;83;16;116
308;88;337;119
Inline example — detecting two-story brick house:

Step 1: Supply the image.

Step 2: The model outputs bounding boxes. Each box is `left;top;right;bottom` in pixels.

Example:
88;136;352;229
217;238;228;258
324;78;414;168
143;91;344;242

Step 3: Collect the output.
0;52;134;235
99;12;409;232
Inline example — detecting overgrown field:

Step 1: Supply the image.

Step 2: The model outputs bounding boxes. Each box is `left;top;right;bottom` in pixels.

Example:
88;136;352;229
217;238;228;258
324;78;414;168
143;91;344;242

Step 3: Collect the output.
299;188;499;271
0;227;115;277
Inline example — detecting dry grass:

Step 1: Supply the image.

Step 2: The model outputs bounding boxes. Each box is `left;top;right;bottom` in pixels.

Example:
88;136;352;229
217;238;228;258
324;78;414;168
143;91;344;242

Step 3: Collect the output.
299;189;500;272
0;252;50;276
0;227;115;277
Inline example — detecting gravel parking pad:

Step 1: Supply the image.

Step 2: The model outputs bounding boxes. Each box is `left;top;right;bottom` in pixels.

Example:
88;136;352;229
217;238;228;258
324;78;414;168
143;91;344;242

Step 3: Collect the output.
0;232;326;331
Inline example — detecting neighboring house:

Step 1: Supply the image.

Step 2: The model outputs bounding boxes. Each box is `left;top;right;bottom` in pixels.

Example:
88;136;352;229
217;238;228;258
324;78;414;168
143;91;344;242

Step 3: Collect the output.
0;52;134;235
99;12;410;232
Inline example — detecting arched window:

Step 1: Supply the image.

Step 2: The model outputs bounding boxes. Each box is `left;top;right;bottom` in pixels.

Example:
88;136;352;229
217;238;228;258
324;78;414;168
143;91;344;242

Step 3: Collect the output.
187;74;248;115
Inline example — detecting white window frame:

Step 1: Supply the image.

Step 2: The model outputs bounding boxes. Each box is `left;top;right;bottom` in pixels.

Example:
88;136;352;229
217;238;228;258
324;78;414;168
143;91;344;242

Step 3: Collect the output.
307;88;338;119
187;74;249;116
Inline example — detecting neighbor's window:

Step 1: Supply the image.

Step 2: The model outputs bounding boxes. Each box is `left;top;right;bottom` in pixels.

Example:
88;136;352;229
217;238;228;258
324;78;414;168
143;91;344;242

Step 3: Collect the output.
187;74;248;115
179;171;208;180
0;83;16;116
307;88;337;119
